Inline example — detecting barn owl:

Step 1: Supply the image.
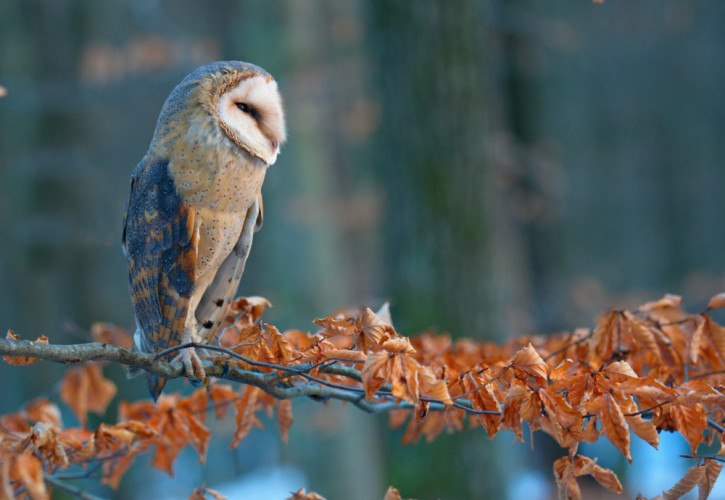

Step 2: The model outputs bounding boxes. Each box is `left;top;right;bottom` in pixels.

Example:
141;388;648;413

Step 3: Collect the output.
122;61;286;399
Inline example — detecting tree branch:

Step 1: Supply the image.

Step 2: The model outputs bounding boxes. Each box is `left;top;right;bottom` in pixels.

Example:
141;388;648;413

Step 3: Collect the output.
0;339;468;415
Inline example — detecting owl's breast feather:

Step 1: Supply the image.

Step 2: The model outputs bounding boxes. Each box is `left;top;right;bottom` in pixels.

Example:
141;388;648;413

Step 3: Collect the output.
169;142;267;212
168;145;267;308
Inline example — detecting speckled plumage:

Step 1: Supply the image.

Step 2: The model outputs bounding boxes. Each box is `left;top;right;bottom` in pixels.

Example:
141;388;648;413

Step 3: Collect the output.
122;61;286;399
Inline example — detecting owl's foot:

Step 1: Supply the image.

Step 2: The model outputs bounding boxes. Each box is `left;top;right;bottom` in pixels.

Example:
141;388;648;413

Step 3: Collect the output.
174;347;206;383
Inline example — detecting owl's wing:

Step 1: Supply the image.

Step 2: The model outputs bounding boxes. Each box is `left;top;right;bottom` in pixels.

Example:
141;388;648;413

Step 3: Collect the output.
196;193;263;342
122;156;198;357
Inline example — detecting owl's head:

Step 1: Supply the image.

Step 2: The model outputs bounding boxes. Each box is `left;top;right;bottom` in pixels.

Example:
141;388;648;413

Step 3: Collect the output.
155;61;286;165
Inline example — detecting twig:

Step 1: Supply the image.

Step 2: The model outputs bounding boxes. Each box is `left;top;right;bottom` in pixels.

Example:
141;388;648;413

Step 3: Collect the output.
43;474;108;500
543;329;593;362
708;418;725;434
688;369;725;381
623;401;669;417
153;341;310;375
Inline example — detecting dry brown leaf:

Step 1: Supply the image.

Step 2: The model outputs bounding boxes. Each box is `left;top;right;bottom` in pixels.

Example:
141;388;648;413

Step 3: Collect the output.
624;311;661;358
458;373;501;438
582;417;599;443
185;409;211;466
1;456;13;500
11;452;48;500
623;407;659;449
207;383;239;420
362;347;450;406
287;488;327;500
538;388;583;451
390;354;420;404
565;372;593;408
601;360;638;380
314;315;356;335
119;393;210;476
640;294;683;312
691;316;707;365
553;454;623;500
383;486;414;500
553;456;581;500
501;379;531;442
60;363;117;426
417;365;452;406
95;424;136;448
232;386;265;448
360;307;396;351
639;294;687;324
320;348;366;362
510;343;548;386
698;315;725;368
26;398;63;428
277;399;293;443
550;359;575;382
3;331;48;366
708;293;725;310
266;324;296;363
217;296;272;345
573;456;622;494
663;464;705;500
381;337;415;354
585;393;631;463
204;488;228;500
616;376;677;404
699;459;723;500
590;311;622;367
362;351;390;400
188;489;207;500
188;486;228;500
91;322;134;349
671;404;707;455
383;486;403;500
229;296;272;324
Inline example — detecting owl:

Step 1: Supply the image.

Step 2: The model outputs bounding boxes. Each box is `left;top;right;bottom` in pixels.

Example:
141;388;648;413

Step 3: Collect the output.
122;61;286;400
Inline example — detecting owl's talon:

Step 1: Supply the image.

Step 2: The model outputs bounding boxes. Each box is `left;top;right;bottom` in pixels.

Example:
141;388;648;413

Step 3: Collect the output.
174;347;206;383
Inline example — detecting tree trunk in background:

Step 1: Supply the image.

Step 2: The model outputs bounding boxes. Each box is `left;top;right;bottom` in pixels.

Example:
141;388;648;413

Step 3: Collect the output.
370;1;494;337
368;2;518;497
267;3;387;499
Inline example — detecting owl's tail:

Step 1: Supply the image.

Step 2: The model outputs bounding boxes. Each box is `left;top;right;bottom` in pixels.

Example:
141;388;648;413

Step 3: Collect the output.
126;367;166;400
126;326;168;400
146;374;167;401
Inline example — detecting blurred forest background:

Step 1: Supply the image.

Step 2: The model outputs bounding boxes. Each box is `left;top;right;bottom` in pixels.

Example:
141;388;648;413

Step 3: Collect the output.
2;1;725;499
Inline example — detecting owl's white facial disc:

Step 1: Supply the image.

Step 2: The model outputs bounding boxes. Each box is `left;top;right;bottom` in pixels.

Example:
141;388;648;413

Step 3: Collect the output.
217;75;286;165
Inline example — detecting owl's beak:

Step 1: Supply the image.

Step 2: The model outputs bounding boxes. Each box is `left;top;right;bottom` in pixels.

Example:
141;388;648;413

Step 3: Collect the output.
260;138;280;166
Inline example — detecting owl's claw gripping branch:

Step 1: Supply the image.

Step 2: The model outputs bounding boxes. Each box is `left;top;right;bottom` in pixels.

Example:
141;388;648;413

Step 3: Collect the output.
175;346;206;382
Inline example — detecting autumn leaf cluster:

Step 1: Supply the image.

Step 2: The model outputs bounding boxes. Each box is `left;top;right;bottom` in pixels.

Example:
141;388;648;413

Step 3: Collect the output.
4;294;725;499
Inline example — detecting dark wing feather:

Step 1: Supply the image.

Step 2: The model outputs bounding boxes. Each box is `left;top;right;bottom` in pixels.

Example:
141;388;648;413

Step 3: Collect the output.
123;156;198;357
196;194;262;342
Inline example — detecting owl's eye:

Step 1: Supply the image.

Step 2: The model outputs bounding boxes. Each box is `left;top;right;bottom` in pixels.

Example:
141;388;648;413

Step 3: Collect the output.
235;102;261;121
